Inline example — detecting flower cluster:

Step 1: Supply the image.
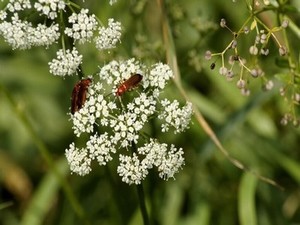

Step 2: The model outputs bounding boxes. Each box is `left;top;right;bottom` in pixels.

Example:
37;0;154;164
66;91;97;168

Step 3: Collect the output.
118;139;184;185
64;9;98;44
0;13;60;49
66;58;193;184
49;48;83;76
0;0;122;75
159;99;193;134
95;18;122;50
205;13;300;125
1;0;191;184
205;17;288;96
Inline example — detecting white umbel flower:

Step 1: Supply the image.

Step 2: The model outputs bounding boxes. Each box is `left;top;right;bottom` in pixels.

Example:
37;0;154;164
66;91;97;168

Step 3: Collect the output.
66;58;192;183
65;143;92;176
117;139;185;185
95;18;122;50
0;13;59;49
49;48;83;77
65;8;98;44
117;153;149;185
159;99;193;133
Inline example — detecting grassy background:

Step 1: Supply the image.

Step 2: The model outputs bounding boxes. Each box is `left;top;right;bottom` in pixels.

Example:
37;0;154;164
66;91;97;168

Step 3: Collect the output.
1;0;300;224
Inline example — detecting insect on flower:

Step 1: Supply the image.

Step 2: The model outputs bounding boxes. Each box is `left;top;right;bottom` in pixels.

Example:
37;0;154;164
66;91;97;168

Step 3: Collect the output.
71;78;92;114
115;73;143;96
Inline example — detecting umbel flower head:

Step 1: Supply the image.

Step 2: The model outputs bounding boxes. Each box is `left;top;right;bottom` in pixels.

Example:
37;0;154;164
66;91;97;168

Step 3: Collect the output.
0;0;122;75
66;58;193;185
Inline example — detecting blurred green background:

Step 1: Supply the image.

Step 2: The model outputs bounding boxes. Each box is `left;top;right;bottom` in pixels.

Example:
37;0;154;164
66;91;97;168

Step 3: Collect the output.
1;0;300;225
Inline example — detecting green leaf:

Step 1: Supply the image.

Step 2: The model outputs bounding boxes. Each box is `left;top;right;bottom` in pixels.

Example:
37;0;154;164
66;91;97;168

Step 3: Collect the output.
238;173;258;225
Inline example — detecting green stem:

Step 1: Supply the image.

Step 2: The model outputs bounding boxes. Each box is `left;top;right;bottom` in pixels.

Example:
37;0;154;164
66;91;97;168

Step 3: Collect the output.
131;142;150;225
136;183;150;225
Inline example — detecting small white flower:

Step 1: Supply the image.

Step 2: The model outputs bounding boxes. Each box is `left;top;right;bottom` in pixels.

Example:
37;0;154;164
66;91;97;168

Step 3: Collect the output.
158;100;193;133
29;23;60;47
65;8;98;44
99;58;143;86
265;80;274;91
110;111;146;147
109;0;118;5
87;132;116;165
65;143;92;176
117;153;149;185
0;10;7;20
34;0;66;20
122;139;185;182
72;90;111;137
95;18;122;50
0;13;59;49
49;48;83;76
0;13;32;49
6;0;31;12
156;144;185;180
143;62;174;90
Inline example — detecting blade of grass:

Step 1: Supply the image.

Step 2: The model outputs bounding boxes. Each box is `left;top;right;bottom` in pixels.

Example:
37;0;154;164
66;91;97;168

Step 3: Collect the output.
21;157;68;225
